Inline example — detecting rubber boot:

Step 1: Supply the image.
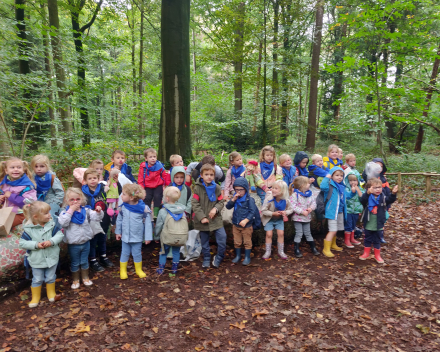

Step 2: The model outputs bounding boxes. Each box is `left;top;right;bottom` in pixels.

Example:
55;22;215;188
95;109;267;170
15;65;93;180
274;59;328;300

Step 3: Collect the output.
359;247;371;260
156;263;165;275
307;241;320;256
171;262;179;274
153;207;160;218
71;270;81;289
231;248;242;264
344;232;354;248
294;242;303;258
242;249;252;266
29;286;41;308
262;243;272;260
46;282;57;302
81;269;93;286
374;248;384;264
380;232;387;244
350;231;361;245
331;236;343;251
277;243;288;260
322;239;334;258
134;262;147;278
120;262;128;280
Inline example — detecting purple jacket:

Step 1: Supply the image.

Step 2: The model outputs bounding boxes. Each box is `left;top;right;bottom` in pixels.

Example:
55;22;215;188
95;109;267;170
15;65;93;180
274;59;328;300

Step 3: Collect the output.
1;184;37;214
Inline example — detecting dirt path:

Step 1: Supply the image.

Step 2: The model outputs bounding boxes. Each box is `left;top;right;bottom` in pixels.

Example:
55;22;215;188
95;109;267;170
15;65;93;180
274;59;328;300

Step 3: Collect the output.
1;201;440;351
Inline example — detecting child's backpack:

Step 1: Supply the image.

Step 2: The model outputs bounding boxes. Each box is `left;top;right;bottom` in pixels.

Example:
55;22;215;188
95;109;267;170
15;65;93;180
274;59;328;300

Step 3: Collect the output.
160;209;189;254
21;221;63;279
315;186;333;217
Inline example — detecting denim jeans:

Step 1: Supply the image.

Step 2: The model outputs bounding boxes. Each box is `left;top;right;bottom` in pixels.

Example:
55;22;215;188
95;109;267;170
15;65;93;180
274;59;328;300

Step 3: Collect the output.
200;228;227;262
121;242;143;263
256;187;266;204
89;232;107;259
31;264;57;287
344;213;359;232
68;242;90;272
159;245;181;265
364;229;382;249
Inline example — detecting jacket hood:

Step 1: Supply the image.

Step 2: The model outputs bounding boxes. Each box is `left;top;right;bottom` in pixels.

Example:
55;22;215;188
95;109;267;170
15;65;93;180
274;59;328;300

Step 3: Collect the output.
294;151;309;166
23;219;55;231
372;158;387;174
344;170;361;186
329;166;344;176
232;177;249;194
171;166;186;182
163;203;186;214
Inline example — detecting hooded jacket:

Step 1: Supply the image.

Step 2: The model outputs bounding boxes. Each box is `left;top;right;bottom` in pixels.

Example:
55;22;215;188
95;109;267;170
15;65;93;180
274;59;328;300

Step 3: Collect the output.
163;166;192;214
362;157;391;205
225;177;258;228
224;166;246;198
293;151;309;176
289;190;317;222
344;170;364;214
0;182;37;214
115;204;153;243
58;207;104;245
138;161;167;188
155;203;187;238
360;191;396;230
323;156;341;170
104;162;136;183
260;191;294;226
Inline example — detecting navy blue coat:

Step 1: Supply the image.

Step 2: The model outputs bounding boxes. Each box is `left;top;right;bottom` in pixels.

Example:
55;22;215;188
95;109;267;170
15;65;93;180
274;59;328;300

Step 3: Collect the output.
225;178;258;228
360;191;396;230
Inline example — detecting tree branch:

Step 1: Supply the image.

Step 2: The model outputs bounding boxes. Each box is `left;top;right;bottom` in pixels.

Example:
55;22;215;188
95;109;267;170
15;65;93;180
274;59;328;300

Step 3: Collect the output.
415;118;440;134
79;0;103;33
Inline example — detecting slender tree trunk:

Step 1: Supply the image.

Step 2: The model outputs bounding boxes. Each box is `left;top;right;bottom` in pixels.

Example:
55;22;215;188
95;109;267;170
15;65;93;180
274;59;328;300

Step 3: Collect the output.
305;0;324;151
262;0;268;146
270;0;279;141
279;6;291;143
253;41;263;136
138;0;144;144
233;2;245;119
116;87;121;137
159;0;191;161
192;29;197;101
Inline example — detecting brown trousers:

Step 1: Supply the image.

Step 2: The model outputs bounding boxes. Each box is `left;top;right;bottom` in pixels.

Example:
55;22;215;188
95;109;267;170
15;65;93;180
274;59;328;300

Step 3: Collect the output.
232;225;253;250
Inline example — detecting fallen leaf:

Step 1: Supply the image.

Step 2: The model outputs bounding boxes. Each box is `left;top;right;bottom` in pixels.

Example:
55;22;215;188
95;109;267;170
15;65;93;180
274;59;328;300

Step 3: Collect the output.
316;313;323;319
174;288;181;293
152;327;159;333
68;321;90;334
188;300;196;307
397;309;412;316
416;324;430;334
252;309;269;317
230;321;246;329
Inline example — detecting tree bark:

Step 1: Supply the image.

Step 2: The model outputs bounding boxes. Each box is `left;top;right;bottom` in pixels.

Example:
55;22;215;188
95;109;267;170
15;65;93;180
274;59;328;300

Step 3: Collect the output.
253;41;263;136
279;2;291;143
270;0;279;141
233;2;245;119
138;0;144;144
192;29;197;101
261;0;268;146
159;0;192;162
305;0;324;151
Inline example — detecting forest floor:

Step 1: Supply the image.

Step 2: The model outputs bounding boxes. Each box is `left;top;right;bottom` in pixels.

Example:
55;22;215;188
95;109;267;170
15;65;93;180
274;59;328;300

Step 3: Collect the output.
1;201;440;352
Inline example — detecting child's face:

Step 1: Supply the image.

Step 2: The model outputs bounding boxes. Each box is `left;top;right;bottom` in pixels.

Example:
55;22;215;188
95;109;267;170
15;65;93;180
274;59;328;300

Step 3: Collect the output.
299;158;308;169
172;157;184;167
314;158;323;168
372;184;383;196
146;153;157;166
234;186;246;196
33;163;48;176
173;172;185;186
233;156;243;167
331;171;344;183
301;182;310;192
112;153;126;167
271;184;281;198
201;170;215;184
6;161;24;180
36;210;52;225
338;150;343;159
67;192;82;207
86;175;99;189
349;179;358;187
121;191;135;203
263;152;274;163
375;162;383;173
347;159;356;167
95;165;104;175
329;149;339;160
281;157;292;168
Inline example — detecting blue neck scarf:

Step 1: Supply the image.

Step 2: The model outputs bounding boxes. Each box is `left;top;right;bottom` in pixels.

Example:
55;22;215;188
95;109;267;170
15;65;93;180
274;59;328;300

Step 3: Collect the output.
282;166;295;186
368;194;381;212
294;188;312;198
329;158;343;167
35;172;52;200
172;182;183;191
145;161;164;176
234;192;247;211
269;198;286;211
166;208;184;221
0;174;34;188
295;165;309;177
332;180;346;195
308;164;329;178
169;166;174;175
260;162;274;180
201;178;216;201
122;200;146;214
66;206;89;224
231;165;245;179
81;184;102;209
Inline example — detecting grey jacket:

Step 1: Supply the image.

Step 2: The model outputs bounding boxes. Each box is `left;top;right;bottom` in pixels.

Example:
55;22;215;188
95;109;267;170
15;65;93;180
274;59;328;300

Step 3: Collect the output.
115;204;153;243
58;207;104;245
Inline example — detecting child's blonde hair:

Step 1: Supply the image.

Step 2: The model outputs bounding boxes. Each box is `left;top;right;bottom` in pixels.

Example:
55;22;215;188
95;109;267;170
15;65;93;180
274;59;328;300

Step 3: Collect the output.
63;187;87;207
293;176;309;193
279;154;291;165
228;152;241;166
164;186;181;202
0;157;35;186
327;144;339;156
272;180;289;200
143;148;157;158
311;154;322;163
122;184;146;202
83;168;99;181
347;174;358;183
23;201;51;223
345;153;355;162
112;150;125;158
338;148;343;153
169;154;182;165
259;145;277;164
30;155;51;172
89;159;104;169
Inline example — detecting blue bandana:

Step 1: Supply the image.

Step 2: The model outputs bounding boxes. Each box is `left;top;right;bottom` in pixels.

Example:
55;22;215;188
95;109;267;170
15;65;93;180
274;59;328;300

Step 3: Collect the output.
172;182;183;191
201;178;216;201
308;164;329;178
81;184;102;209
233;192;247;211
269;198;286;211
0;174;34;188
166;208;184;221
282;167;295;186
260;162;274;180
169;166;174;175
333;180;346;195
231;165;245;179
328;158;343;168
368;194;381;212
35;172;52;200
294;188;312;198
295;165;309;177
122;200;146;214
145;161;164;176
66;205;90;225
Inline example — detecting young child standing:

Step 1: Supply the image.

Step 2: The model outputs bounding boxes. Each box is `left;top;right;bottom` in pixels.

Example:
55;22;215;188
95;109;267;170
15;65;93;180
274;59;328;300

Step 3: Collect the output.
359;179;398;263
224;152;245;199
0;157;37;228
191;164;226;268
115;184;152;279
323;144;343;170
254;145;283;203
344;172;363;248
31;155;64;219
289;176;319;258
293;151;315;184
138;148;166;218
261;180;294;260
19;201;64;307
58;188;103;289
225;178;259;265
308;154;329;189
279;154;297;188
104;150;136;183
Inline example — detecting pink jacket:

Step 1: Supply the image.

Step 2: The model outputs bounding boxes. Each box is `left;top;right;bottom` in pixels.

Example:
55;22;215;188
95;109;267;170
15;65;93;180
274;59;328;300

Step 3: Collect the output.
254;164;283;190
289;192;317;222
224;168;246;198
1;184;37;214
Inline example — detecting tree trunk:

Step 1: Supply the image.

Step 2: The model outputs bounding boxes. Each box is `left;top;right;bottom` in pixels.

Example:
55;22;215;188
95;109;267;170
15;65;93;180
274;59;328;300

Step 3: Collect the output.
233;2;245;119
305;1;324;151
192;29;197;101
253;41;262;136
159;0;191;162
116;86;122;136
138;0;144;144
261;0;268;146
270;0;279;141
279;2;291;143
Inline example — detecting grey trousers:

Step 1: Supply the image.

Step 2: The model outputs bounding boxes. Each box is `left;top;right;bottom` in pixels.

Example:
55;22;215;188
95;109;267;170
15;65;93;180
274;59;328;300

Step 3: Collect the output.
294;221;313;243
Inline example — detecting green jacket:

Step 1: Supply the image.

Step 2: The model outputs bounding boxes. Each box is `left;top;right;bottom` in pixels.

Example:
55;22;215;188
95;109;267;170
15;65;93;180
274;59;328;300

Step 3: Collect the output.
344;170;364;214
19;219;64;269
191;178;225;232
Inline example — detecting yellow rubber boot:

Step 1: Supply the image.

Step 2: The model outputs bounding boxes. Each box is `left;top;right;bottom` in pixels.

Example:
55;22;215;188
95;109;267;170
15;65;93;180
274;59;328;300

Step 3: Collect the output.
120;262;128;280
134;262;146;278
46;282;56;302
29;286;42;308
331;236;343;251
322;240;334;258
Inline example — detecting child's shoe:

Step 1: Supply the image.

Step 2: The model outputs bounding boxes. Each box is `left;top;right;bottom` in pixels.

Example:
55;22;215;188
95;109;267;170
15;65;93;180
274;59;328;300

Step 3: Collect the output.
322;239;334;258
374;248;384;264
202;258;211;268
359;247;371;260
212;255;221;268
156;263;165;275
90;260;105;272
262;243;272;260
308;241;320;256
100;255;114;268
344;232;354;248
81;269;93;286
134;262;147;278
46;282;60;302
171;262;179;274
277;243;288;260
350;231;361;245
120;262;128;279
331;236;343;251
107;208;114;217
71;271;81;289
29;286;41;308
242;249;252;266
231;248;242;264
294;242;303;258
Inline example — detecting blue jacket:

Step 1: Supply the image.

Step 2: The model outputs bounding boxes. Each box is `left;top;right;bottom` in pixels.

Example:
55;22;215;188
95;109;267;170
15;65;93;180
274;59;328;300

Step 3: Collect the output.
115;204;153;243
320;167;355;221
225;177;258;228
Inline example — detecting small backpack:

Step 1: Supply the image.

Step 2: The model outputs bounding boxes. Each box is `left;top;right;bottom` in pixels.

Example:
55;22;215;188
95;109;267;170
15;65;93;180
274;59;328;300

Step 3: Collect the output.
160;209;189;254
315;186;333;216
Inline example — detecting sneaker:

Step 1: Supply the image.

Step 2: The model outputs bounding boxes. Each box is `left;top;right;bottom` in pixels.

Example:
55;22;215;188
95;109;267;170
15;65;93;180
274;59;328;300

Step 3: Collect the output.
100;256;114;268
202;259;211;268
90;261;105;272
212;255;221;268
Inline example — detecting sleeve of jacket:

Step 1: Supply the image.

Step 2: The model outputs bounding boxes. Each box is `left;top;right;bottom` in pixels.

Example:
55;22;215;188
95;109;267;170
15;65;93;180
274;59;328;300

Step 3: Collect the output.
275;165;283;180
163;171;171;186
115;207;123;235
261;192;274;217
225;199;235;210
285;198;294;216
360;192;369;207
223;169;232;198
52;177;65;206
137;162;145;187
289;195;304;215
50;230;64;246
143;210;153;241
254;168;265;188
88;209;104;222
385;193;397;206
345;189;356;200
309;194;317;211
58;211;72;227
155;209;166;237
185;189;192;214
320;177;330;192
214;186;225;213
191;187;207;223
19;237;39;251
244;200;255;222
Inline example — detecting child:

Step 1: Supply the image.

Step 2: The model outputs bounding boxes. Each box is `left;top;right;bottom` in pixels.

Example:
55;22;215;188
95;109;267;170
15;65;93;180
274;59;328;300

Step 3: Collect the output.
293;151;315;184
169;154;184;174
307;154;329;189
58;187;103;289
115;184;152;279
261;180;294;260
323;144;343;170
359;179;398;263
0;157;37;228
254;145;283;203
224;152;245;199
138;148;166;218
289;176;319;258
279;154;297;188
31;155;64;219
191;164;226;268
338;148;344;168
104;150;136;183
156;187;187;274
90;159;105;182
187;155;226;189
344;172;363;248
343;154;358;177
320;167;355;258
82;169;113;272
225;178;259;265
106;168;122;218
19;201;64;307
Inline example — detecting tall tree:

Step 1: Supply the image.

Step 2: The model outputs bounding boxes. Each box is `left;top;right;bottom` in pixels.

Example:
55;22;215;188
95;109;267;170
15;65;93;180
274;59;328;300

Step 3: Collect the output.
270;0;279;142
138;0;145;144
233;2;245;119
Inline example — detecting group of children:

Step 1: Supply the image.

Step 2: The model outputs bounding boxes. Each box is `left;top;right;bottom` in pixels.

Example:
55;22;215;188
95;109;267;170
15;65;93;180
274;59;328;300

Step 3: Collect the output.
0;144;397;308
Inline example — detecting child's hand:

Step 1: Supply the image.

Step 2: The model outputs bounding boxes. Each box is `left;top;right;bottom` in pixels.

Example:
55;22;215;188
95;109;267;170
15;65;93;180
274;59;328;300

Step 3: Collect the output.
70;204;80;212
201;218;209;224
302;210;309;216
309;178;315;184
42;240;52;248
104;185;110;193
351;186;356;193
0;195;5;203
95;206;102;212
279;211;286;216
392;185;398;194
37;242;45;249
116;234;121;241
367;187;373;195
307;208;313;212
273;211;281;217
4;191;11;198
232;193;239;201
208;208;217;219
325;174;331;179
145;240;151;245
239;219;249;227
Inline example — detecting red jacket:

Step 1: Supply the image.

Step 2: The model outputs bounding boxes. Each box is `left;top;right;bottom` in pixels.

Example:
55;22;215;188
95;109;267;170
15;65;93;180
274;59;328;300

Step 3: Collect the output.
138;162;167;188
